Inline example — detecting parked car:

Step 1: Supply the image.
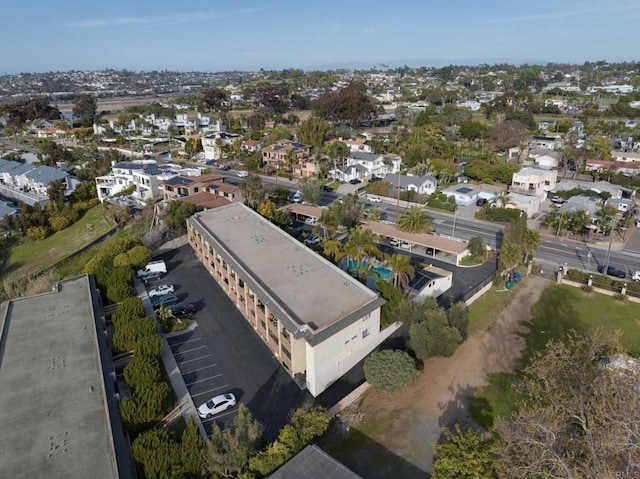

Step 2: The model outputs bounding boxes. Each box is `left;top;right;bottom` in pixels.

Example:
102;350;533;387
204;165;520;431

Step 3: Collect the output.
140;272;164;283
368;195;382;203
197;392;237;419
152;294;179;309
349;178;361;185
217;164;230;171
389;238;401;247
599;265;627;278
167;303;196;319
291;226;305;237
400;241;414;250
148;284;175;298
304;217;318;225
237;170;249;177
304;235;321;245
550;196;565;204
476;198;488;206
369;176;383;182
321;185;333;193
292;191;302;203
632;271;640;281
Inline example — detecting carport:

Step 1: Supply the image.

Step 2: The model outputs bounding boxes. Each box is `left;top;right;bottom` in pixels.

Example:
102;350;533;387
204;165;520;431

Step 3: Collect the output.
360;219;469;265
281;203;324;224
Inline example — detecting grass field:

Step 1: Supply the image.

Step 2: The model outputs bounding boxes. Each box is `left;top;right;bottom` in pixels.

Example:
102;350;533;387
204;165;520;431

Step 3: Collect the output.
470;283;640;428
2;205;113;281
467;278;520;335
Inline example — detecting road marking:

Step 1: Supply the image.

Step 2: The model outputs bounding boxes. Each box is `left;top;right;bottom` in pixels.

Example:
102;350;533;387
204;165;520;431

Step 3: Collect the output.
172;345;207;355
185;373;222;387
181;364;219;375
200;407;238;425
177;356;213;366
169;337;202;347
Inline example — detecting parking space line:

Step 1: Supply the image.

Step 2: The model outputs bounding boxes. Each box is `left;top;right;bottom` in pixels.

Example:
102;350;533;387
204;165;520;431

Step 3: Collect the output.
172;345;207;355
169;337;203;347
180;364;218;375
200;407;238;424
191;384;229;400
185;373;222;387
177;356;213;366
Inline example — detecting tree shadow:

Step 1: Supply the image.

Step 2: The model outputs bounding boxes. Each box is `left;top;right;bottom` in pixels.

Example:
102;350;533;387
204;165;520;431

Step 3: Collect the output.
437;383;482;437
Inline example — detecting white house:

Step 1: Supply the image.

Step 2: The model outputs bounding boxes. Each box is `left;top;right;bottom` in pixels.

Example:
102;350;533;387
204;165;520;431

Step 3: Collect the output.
530;134;564;150
345;152;401;178
201;132;242;161
409;265;453;301
95;161;202;202
383;173;437;195
343;138;372;154
528;148;562;169
505;192;541;218
0;159;77;206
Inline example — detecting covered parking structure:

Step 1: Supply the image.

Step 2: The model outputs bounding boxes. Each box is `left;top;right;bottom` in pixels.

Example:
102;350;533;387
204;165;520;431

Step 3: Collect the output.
281;203;325;225
360;219;469;265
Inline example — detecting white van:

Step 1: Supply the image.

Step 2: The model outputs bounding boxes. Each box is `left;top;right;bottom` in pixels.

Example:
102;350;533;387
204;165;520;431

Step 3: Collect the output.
237;170;249;178
292;191;302;203
136;260;167;278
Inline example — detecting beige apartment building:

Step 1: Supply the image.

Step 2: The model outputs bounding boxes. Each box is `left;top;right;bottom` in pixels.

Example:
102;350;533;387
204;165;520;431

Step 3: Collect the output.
187;203;397;397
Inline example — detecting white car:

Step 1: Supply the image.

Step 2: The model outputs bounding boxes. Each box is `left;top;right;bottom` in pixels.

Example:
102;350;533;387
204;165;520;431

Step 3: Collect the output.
389;238;401;247
368;195;382;203
304;217;318;225
632;271;640;281
148;284;175;298
400;241;414;250
197;392;237;419
237;170;249;178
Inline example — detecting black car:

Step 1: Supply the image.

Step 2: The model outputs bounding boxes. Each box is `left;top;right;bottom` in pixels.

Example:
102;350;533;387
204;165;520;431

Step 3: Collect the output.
599;265;627;278
369;176;383;182
476;198;488;206
349;178;361;185
167;303;196;318
141;272;164;283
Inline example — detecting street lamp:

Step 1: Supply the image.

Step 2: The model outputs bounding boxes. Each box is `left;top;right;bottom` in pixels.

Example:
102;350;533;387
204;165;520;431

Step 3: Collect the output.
586;251;592;272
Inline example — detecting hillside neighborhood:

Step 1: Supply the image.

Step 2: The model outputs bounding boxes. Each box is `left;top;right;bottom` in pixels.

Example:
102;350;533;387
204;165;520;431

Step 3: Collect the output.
1;62;639;478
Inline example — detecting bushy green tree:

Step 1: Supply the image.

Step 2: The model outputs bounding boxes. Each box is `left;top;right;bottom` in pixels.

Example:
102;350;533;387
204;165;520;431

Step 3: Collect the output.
249;407;330;476
447;303;469;341
112;315;156;353
112;296;146;325
432;424;497;479
164;200;197;229
132;428;181;479
410;308;462;359
136;334;164;358
180;418;207;478
124;354;162;391
205;403;264;479
467;236;485;259
364;349;419;395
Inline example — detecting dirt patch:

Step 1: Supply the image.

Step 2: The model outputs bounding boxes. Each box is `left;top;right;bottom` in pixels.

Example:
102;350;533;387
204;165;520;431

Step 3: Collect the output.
329;276;550;478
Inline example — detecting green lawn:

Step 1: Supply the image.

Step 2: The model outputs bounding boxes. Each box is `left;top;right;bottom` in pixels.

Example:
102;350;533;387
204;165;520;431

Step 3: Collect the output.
3;205;114;281
467;279;521;335
471;283;640;428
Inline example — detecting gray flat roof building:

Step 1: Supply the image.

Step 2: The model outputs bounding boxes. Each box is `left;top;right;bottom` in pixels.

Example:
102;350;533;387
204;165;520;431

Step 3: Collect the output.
0;275;133;479
269;444;362;479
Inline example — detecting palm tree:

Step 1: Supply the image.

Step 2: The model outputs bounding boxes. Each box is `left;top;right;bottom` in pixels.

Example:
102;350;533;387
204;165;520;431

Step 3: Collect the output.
386;253;415;288
347;226;382;263
323;239;346;264
500;241;523;274
521;229;541;262
397;206;433;234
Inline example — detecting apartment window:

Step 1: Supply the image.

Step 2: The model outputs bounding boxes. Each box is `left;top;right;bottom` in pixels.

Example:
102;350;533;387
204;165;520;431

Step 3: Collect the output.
269;331;279;344
259;319;266;329
362;328;370;339
282;347;291;360
363;312;371;321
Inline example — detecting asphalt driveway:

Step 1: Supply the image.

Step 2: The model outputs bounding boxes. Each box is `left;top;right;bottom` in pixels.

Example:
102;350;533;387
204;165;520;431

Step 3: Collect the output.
153;244;312;439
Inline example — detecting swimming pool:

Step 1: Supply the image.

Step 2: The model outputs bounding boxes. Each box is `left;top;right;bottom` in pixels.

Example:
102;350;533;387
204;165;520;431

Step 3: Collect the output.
344;259;392;280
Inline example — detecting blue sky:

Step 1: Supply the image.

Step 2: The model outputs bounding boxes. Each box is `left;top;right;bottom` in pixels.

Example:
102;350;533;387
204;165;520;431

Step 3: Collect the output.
1;0;639;74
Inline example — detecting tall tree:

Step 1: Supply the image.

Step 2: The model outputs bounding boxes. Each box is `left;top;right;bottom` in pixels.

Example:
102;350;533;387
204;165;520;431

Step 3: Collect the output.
488;120;531;151
499;241;522;273
198;86;229;112
495;330;640;479
521;229;541;262
72;93;97;121
312;82;375;126
296;117;332;149
432;425;497;479
386;253;415;288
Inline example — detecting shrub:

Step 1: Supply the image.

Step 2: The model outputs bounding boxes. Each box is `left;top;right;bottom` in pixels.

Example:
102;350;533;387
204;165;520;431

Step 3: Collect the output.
581;285;593;293
49;215;71;232
364;349;419;395
124;354;162;391
112;315;157;353
136;335;164;358
26;225;49;240
112;296;146;326
614;293;627;302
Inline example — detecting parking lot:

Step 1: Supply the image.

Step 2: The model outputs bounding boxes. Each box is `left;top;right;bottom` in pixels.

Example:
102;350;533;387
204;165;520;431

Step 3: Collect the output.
146;244;311;439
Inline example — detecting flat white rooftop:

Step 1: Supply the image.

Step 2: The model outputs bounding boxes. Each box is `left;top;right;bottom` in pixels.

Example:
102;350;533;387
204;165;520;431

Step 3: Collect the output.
190;203;379;330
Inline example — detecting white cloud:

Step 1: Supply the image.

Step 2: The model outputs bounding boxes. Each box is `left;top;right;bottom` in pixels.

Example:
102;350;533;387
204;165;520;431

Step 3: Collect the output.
490;1;638;24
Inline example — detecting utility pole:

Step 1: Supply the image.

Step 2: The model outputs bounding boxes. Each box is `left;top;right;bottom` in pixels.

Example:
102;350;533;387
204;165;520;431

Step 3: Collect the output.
452;207;458;239
603;215;619;273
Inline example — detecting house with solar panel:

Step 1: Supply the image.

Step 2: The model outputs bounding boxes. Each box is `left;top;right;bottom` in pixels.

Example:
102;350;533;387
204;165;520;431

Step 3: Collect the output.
95;160;202;202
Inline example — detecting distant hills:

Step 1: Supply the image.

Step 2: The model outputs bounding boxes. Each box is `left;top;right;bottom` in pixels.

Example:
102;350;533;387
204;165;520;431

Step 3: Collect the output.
304;57;549;71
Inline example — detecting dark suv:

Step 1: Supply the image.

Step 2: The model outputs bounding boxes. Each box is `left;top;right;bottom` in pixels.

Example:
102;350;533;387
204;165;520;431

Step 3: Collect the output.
599;265;626;278
167;304;196;318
